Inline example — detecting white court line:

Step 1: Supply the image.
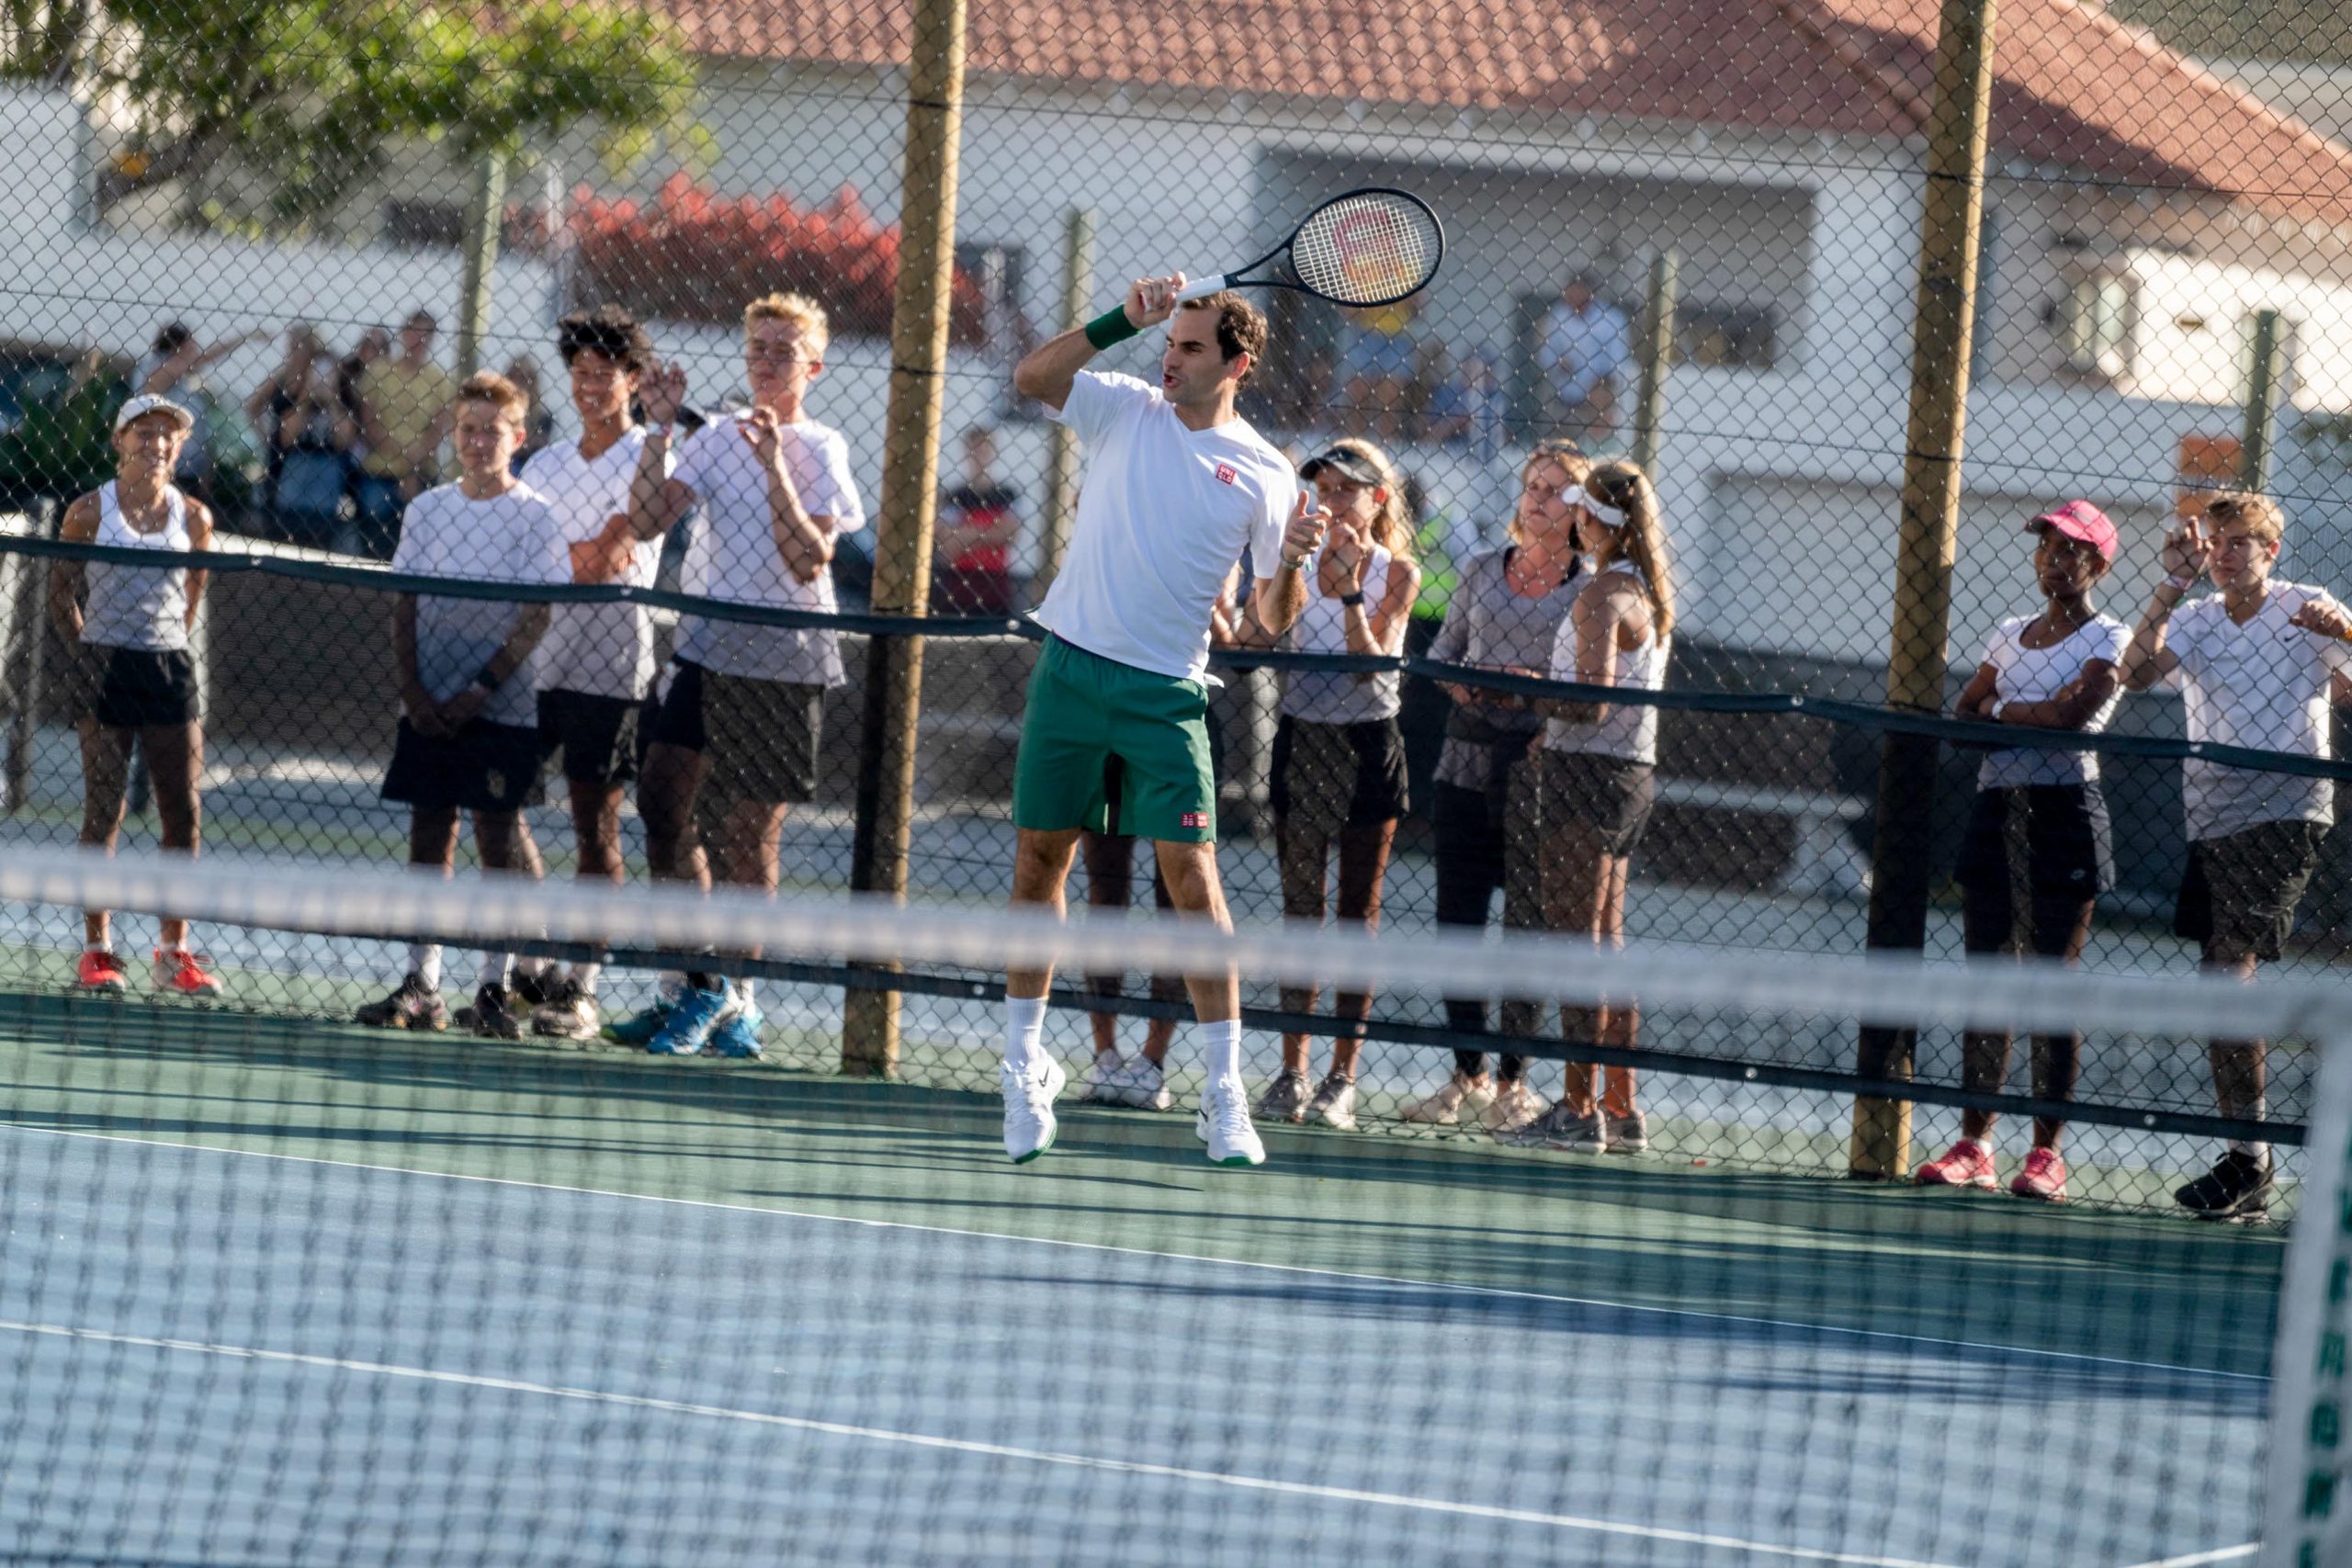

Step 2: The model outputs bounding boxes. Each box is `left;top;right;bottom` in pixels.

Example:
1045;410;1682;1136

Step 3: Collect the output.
2113;1546;2258;1567
0;1122;2269;1386
0;1314;1965;1568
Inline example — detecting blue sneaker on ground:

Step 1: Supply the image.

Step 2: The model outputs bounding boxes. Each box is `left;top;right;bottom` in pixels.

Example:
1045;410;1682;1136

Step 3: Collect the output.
602;1000;673;1046
708;1000;764;1058
646;987;730;1056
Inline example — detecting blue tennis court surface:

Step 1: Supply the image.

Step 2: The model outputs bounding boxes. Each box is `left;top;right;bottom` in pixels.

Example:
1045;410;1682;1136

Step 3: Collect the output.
0;1002;2281;1567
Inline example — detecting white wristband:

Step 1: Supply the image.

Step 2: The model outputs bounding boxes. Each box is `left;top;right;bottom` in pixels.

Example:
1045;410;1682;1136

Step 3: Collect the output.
2163;574;2194;592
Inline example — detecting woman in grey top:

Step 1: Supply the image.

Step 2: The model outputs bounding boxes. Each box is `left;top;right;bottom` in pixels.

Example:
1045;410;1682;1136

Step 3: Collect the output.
1399;439;1587;1134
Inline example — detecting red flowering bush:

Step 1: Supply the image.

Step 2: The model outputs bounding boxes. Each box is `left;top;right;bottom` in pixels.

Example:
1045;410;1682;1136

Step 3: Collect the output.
565;175;986;344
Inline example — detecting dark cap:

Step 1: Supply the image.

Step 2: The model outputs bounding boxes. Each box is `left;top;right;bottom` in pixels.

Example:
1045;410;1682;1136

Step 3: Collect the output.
1299;446;1381;486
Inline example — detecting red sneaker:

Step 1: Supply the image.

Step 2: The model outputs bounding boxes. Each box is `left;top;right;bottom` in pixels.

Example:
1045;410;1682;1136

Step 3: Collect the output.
1915;1139;1996;1190
2009;1145;2068;1202
74;948;128;993
152;948;222;998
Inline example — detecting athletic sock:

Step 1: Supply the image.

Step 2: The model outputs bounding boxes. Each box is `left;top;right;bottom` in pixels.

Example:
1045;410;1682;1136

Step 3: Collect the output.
2230;1139;2271;1164
1003;996;1047;1072
84;940;112;954
1193;1019;1244;1084
479;951;513;991
571;962;602;996
410;942;442;991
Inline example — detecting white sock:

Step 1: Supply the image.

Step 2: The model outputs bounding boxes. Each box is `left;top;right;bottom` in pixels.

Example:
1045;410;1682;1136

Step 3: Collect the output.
479;951;513;990
2231;1139;2270;1163
1004;996;1047;1071
734;977;758;1010
410;942;442;991
85;939;112;954
572;962;602;996
1194;1019;1243;1084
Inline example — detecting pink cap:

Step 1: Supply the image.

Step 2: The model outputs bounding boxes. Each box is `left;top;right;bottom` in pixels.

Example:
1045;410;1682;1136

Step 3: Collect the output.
2028;500;2118;563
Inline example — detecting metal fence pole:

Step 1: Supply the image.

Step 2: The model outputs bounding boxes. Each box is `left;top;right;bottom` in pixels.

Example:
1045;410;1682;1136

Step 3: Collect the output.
1035;207;1093;600
2242;308;2283;495
842;0;967;1077
455;152;506;380
1631;248;1679;474
1850;0;1999;1179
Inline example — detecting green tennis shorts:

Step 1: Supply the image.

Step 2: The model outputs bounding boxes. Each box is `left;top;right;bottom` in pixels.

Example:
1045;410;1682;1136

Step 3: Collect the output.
1013;635;1216;842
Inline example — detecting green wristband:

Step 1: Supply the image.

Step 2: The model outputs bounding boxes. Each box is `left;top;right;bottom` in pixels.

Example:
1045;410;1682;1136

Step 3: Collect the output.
1082;308;1141;351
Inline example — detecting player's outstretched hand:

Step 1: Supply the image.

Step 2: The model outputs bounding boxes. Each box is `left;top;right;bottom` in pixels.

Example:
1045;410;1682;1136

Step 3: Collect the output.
1280;490;1330;569
1125;275;1186;329
641;362;688;428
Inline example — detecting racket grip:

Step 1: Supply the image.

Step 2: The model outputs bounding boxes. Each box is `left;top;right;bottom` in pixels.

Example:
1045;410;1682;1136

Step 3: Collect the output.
1172;275;1230;303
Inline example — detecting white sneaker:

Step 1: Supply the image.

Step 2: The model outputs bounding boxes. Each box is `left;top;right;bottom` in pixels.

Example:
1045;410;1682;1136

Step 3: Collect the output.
1306;1073;1359;1132
1483;1078;1545;1136
1001;1056;1068;1164
1109;1055;1173;1111
1401;1071;1493;1125
1196;1077;1267;1167
1079;1052;1126;1104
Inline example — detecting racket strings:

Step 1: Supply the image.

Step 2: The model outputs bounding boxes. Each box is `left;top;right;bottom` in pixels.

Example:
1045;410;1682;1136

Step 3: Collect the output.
1293;193;1440;306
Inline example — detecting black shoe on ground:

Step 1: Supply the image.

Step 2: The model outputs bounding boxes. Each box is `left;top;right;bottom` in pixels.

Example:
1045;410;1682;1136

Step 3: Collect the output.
465;983;525;1041
2176;1150;2272;1222
510;964;553;1009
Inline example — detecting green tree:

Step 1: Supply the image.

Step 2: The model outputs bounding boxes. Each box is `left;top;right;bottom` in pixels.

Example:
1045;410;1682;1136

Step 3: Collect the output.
6;0;696;226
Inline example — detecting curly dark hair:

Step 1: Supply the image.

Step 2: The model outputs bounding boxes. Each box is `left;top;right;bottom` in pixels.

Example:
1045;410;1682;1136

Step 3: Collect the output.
556;304;654;375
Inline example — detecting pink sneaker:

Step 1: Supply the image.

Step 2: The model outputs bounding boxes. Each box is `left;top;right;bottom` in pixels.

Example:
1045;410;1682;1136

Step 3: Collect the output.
152;948;222;998
1915;1139;1996;1190
2009;1145;2068;1202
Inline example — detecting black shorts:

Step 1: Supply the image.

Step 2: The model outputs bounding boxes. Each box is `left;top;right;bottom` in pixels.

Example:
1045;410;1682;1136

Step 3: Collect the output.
1957;784;2114;900
1270;715;1409;836
1527;747;1657;858
381;717;545;814
644;659;822;807
537;688;640;787
76;645;199;728
2175;818;2329;964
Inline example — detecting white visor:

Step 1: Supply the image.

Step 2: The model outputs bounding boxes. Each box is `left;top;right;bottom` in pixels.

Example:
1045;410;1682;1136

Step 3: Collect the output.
1561;483;1626;528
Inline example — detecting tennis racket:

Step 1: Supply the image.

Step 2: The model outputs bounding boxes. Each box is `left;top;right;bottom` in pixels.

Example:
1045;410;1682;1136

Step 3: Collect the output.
1172;188;1443;308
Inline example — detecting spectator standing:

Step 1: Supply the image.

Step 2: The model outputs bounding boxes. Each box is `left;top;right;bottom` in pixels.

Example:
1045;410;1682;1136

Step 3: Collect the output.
134;321;264;509
603;293;865;1058
517;307;663;1040
46;394;221;997
1916;502;2128;1204
2121;491;2352;1223
354;373;568;1039
1336;299;1423;446
933;423;1023;615
1535;274;1628;447
1246;439;1421;1132
1513;460;1673;1154
354;310;458;558
1399;440;1587;1133
503;355;559;469
244;325;356;547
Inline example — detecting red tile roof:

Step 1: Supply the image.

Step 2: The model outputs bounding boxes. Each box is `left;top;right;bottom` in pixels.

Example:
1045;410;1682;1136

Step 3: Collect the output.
662;0;2352;227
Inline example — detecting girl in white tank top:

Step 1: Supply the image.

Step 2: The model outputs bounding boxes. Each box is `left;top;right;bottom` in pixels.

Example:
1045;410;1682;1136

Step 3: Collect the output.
82;479;195;651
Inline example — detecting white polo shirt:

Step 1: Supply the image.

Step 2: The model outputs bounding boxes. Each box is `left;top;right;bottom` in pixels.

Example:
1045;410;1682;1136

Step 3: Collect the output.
1032;371;1295;682
2165;581;2352;841
390;481;570;729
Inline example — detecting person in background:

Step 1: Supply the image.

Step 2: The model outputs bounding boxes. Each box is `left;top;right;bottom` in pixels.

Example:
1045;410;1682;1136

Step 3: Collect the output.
517;307;663;1041
354;372;568;1038
2120;491;2352;1224
47;394;220;997
1399;440;1587;1133
1511;459;1672;1155
1336;299;1423;446
134;321;264;509
1244;438;1420;1133
933;423;1022;615
503;355;559;470
245;325;356;548
354;310;458;558
1916;502;2128;1204
1535;274;1628;447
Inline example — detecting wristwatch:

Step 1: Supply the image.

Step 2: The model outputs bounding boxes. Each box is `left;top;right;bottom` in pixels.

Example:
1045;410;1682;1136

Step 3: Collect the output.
1339;591;1366;607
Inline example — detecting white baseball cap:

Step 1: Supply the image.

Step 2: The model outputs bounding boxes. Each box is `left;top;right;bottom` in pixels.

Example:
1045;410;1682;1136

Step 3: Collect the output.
113;393;196;434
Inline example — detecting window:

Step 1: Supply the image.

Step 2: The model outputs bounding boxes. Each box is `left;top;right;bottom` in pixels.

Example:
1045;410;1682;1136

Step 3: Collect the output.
952;243;1028;355
2062;274;2134;380
381;199;465;251
1674;305;1775;370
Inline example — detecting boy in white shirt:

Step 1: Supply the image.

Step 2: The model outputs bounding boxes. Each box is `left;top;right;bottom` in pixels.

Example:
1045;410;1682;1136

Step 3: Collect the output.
355;372;569;1040
2123;490;2352;1222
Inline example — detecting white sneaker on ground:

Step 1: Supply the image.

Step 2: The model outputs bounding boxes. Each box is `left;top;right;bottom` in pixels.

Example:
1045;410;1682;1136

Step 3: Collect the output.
1306;1073;1359;1132
1001;1056;1069;1164
1196;1076;1266;1167
1079;1051;1126;1104
1109;1055;1172;1111
1483;1078;1545;1137
1400;1071;1493;1125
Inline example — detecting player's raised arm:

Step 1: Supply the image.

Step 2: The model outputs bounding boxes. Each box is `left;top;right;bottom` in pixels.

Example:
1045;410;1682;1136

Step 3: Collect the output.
1013;275;1183;411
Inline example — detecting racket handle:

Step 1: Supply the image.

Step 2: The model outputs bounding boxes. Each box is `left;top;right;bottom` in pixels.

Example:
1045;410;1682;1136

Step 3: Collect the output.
1173;275;1230;304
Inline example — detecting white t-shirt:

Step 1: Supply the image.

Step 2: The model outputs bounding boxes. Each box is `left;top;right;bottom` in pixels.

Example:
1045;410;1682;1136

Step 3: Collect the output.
2165;581;2352;841
521;428;663;701
1974;612;2130;790
672;411;865;685
1032;372;1295;682
390;481;571;729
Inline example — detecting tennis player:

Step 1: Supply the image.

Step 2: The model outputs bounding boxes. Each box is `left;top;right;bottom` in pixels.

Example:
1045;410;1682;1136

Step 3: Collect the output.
48;394;220;996
999;275;1328;1167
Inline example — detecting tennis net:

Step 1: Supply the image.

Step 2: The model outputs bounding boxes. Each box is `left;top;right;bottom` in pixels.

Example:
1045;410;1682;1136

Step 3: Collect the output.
0;845;2338;1567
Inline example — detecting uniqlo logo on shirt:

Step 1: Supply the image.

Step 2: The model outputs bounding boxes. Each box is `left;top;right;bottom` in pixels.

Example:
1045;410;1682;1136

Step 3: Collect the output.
1214;463;1236;485
1180;811;1211;829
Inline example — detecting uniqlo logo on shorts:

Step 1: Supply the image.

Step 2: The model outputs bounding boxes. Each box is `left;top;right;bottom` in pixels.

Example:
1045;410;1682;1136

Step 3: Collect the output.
1180;811;1211;829
1214;463;1236;485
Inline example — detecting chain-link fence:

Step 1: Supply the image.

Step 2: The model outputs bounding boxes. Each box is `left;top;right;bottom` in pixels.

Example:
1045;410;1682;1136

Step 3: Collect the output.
4;0;2352;1210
